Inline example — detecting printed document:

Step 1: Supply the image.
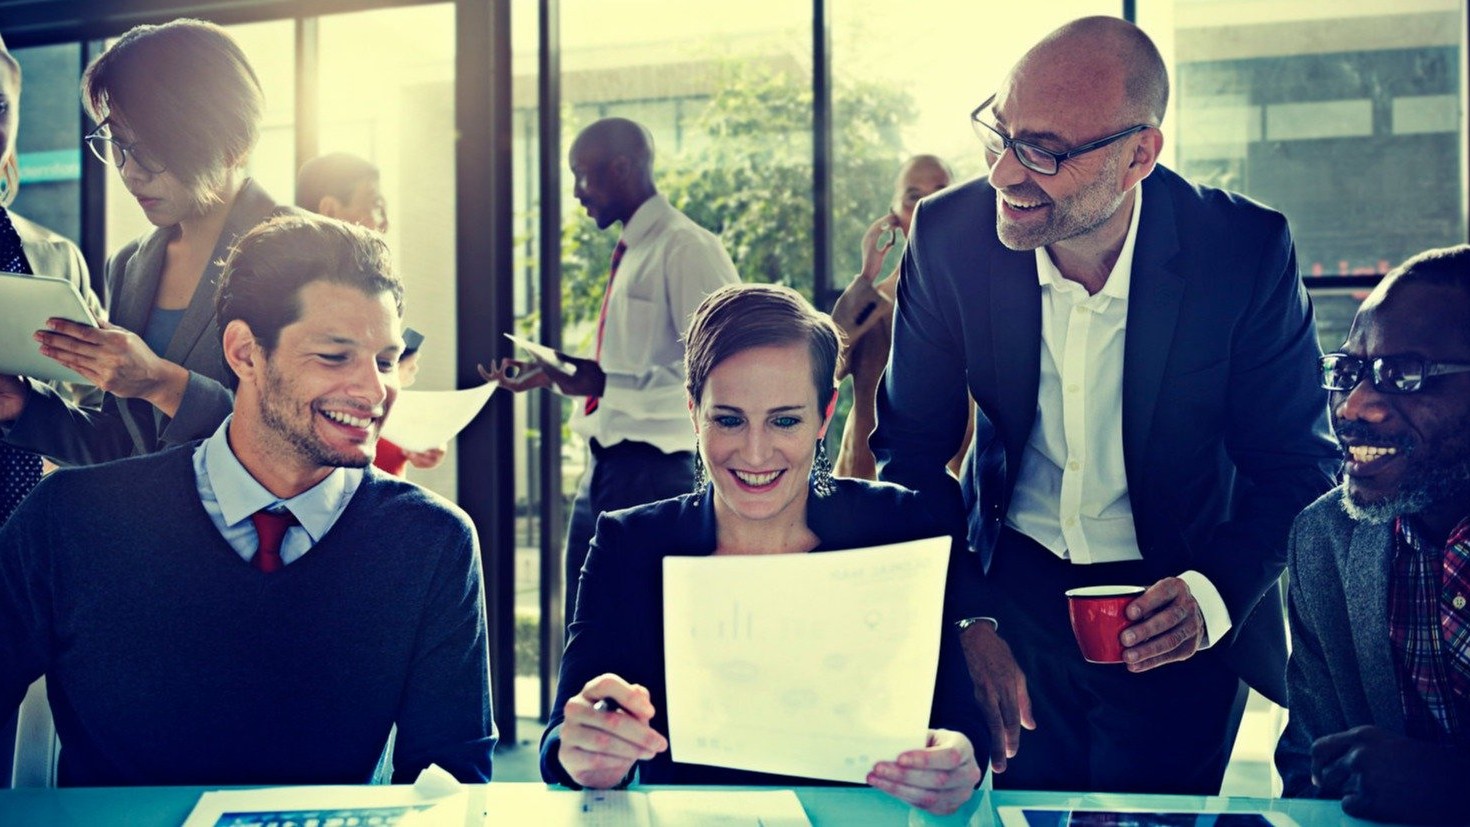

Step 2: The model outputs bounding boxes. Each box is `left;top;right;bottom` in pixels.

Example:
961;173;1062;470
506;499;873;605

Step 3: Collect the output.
662;536;950;782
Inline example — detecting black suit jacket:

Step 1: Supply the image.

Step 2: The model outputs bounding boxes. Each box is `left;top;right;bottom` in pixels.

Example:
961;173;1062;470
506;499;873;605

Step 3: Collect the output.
540;478;988;787
3;180;280;465
873;165;1339;702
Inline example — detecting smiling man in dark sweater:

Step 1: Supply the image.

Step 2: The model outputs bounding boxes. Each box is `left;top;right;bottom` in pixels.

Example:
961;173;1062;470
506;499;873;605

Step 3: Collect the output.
0;214;495;786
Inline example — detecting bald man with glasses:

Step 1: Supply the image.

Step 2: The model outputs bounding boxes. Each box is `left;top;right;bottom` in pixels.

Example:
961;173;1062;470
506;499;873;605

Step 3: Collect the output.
873;16;1338;794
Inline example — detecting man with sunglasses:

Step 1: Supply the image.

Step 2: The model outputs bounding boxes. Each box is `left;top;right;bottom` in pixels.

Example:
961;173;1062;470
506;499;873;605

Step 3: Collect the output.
873;16;1338;794
1275;246;1470;825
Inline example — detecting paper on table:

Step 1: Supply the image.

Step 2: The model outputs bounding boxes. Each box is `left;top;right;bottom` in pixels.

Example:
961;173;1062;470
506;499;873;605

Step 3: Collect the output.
662;536;950;783
181;764;467;827
505;332;578;375
481;788;810;827
647;790;810;826
379;382;497;453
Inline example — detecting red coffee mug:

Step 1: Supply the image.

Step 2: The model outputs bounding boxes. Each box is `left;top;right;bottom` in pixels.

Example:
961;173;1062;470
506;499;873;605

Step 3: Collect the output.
1066;585;1145;664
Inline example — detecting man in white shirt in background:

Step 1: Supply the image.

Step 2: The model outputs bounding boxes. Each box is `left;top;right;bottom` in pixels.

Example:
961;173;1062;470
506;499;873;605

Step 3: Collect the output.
485;117;739;630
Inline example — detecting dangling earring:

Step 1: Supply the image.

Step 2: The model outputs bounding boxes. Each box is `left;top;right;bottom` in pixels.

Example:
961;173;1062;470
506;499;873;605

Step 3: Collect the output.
690;443;708;504
811;439;835;497
0;155;15;209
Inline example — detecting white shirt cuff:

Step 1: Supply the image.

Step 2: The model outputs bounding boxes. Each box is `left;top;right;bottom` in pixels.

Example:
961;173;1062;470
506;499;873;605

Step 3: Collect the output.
1177;569;1231;650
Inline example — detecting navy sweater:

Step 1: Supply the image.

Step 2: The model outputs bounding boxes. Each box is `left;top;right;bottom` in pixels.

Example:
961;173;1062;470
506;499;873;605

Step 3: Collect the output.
0;446;495;786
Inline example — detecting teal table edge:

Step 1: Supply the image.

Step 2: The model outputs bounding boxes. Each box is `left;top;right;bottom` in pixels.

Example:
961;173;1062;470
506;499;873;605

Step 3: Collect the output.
0;783;1386;826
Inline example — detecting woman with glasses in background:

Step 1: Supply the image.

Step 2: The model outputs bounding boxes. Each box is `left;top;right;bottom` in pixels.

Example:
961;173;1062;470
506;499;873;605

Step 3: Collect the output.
0;33;104;524
0;18;280;465
542;283;986;815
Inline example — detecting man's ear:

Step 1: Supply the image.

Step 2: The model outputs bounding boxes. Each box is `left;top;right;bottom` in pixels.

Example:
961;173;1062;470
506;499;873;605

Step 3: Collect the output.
316;195;343;219
222;319;261;388
1124;128;1164;189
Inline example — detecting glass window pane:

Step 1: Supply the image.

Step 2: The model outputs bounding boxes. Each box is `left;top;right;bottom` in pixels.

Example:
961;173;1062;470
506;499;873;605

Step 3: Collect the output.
10;43;83;250
1137;1;1465;352
318;4;456;496
511;0;545;722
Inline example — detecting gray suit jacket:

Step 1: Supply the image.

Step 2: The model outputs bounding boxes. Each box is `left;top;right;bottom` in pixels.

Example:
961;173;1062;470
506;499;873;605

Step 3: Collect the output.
11;210;98;316
10;210;102;408
1275;487;1405;797
2;180;278;465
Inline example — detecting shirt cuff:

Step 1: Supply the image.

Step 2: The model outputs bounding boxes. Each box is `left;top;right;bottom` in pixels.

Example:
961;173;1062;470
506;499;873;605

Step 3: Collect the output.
1177;569;1231;650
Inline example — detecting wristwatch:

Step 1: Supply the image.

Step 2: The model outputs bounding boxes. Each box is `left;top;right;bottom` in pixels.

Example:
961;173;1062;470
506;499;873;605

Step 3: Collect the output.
955;616;998;633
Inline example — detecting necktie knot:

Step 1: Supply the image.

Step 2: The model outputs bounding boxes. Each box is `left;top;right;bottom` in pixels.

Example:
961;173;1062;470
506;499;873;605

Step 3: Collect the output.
250;508;299;574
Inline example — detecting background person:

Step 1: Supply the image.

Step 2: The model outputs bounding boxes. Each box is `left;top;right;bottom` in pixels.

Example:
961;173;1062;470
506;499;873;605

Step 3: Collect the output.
872;16;1338;793
541;283;985;815
483;117;738;631
0;214;495;786
372;327;446;477
0;32;102;526
1276;245;1470;825
0;18;283;466
830;154;971;480
296;151;388;234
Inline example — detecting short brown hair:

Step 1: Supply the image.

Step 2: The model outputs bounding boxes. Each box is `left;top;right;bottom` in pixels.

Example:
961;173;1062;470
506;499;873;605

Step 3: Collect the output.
215;213;403;388
82;19;262;206
684;283;841;408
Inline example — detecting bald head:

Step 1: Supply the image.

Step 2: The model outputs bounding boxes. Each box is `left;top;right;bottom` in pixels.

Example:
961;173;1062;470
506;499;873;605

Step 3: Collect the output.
1015;16;1168;126
569;117;658;229
572;118;654;178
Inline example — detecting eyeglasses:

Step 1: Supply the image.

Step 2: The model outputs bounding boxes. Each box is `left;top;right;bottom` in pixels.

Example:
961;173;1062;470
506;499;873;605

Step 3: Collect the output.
969;94;1152;176
1319;352;1470;395
84;125;167;175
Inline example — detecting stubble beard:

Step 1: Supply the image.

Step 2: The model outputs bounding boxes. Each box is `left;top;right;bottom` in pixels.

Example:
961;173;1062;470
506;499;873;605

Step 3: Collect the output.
259;360;373;471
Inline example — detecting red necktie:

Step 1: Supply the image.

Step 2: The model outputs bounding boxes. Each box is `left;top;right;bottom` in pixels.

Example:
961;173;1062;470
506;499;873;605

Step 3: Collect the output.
585;239;627;416
251;508;298;574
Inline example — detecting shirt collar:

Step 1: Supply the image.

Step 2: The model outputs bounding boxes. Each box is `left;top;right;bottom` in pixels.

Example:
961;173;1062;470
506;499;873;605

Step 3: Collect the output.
199;417;362;543
619;193;673;248
1034;183;1143;302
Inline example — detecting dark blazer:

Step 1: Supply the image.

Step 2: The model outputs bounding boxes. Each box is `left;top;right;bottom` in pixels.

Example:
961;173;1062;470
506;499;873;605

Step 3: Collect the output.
1274;488;1407;797
2;180;279;465
873;165;1339;703
540;477;987;787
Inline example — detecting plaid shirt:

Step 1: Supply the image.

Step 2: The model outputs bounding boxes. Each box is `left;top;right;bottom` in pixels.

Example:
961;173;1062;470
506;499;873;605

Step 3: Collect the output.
1388;515;1470;745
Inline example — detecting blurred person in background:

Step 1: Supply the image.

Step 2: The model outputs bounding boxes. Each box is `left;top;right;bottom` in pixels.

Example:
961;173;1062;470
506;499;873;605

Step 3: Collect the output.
0;18;286;466
296;151;388;234
0;32;102;526
830;154;971;481
483;117;739;632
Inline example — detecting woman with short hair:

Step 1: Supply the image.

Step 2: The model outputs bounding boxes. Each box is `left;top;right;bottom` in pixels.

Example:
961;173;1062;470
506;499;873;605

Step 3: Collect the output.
0;18;282;465
542;282;987;815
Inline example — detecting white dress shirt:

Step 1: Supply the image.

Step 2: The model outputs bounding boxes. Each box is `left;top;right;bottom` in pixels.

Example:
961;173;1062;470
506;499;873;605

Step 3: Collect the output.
1005;187;1231;646
570;193;740;454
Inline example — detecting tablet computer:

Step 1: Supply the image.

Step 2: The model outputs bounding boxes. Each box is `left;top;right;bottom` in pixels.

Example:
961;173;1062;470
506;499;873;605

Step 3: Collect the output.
0;271;99;385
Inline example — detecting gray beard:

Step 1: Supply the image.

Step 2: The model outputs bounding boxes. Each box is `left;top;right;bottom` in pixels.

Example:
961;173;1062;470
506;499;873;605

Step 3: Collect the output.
1339;455;1470;524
